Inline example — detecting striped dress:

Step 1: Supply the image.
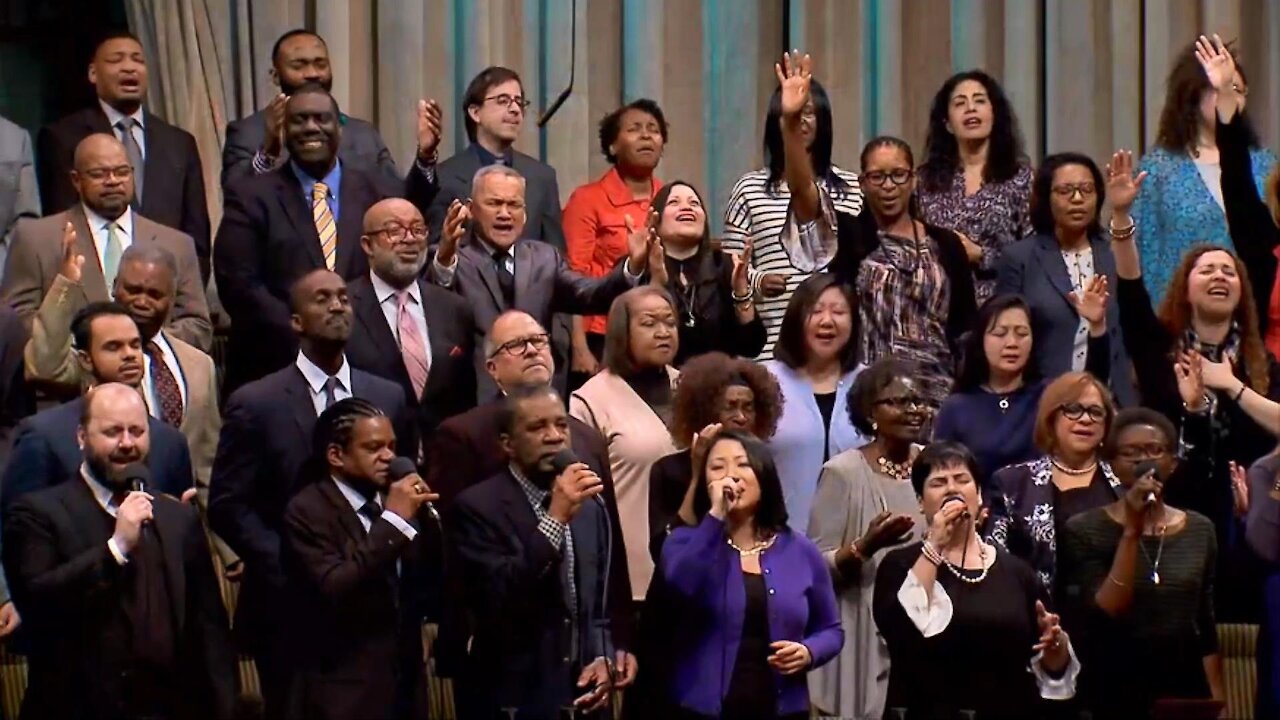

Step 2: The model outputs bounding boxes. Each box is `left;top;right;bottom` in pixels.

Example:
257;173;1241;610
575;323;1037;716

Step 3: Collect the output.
722;167;865;360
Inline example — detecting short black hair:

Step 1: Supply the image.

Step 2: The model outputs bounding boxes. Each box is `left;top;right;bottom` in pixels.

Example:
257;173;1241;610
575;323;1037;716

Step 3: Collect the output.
910;441;982;497
462;66;524;143
287;81;340;117
691;430;789;534
271;29;325;66
313;397;386;456
71;301;135;351
598;99;669;164
773;273;858;372
498;384;562;436
1030;152;1107;236
954;294;1039;392
93;29;143;58
846;357;918;435
1105;407;1178;459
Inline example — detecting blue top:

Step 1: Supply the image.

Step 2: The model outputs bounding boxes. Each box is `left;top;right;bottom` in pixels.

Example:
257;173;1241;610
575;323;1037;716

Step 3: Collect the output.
661;515;844;717
1132;145;1276;306
933;381;1045;487
764;361;867;533
291;158;344;221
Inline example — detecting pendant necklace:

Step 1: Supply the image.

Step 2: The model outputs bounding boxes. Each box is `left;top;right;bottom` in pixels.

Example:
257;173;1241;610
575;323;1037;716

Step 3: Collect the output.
1137;523;1168;584
981;384;1013;412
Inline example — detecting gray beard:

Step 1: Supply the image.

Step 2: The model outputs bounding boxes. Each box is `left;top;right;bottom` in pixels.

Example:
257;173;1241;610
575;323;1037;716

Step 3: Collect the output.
376;257;426;287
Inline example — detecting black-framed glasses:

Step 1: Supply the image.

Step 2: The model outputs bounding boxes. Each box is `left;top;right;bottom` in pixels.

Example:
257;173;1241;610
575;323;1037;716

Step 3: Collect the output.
489;333;550;358
1059;403;1106;422
1051;183;1096;198
1116;443;1171;462
861;169;913;187
485;94;531;111
370;224;428;244
84;166;134;181
875;395;926;410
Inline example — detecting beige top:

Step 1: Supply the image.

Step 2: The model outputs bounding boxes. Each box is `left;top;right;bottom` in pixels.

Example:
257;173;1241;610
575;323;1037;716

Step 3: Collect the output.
570;367;679;599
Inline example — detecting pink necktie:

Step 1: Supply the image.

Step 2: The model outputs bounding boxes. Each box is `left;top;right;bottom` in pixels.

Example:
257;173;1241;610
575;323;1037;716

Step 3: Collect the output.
397;290;430;399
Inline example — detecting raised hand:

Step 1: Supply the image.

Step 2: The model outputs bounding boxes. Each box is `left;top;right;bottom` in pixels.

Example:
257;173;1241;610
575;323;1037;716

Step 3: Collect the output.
1194;34;1235;92
1229;461;1250;518
1105;149;1148;215
857;510;915;556
1174;351;1207;410
1033;600;1070;672
773;50;812;120
731;239;753;298
436;200;470;267
625;208;659;277
59;221;84;284
689;422;724;480
264;93;288;157
1067;275;1109;330
416;99;443;160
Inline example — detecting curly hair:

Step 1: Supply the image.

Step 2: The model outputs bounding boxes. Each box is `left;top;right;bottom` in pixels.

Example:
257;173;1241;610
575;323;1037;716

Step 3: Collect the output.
670;352;784;446
1155;41;1259;152
599;98;669;165
918;70;1027;193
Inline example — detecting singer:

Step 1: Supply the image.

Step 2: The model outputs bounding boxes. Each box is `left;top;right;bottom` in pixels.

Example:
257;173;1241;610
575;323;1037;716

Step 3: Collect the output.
280;398;439;720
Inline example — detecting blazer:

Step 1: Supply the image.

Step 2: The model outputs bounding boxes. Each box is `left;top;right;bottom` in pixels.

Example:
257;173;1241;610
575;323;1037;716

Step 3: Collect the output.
213;162;437;391
222;109;402;191
281;478;435;720
0;396;194;514
0;304;33;473
995;232;1137;406
345;274;477;457
429;237;634;401
36;106;211;281
207;362;413;638
0;115;39;247
2;207;212;352
2;479;235;720
427;144;565;251
446;468;619;717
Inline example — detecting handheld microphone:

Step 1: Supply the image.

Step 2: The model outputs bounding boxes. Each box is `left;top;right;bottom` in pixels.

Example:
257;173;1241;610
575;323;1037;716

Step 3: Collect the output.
388;456;439;522
537;0;577;127
1134;460;1160;505
122;462;152;528
550;448;579;476
941;494;971;520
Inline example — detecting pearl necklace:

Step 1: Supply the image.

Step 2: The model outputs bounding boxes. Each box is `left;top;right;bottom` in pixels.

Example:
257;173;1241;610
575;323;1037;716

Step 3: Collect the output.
727;534;777;557
927;539;990;584
1050;458;1097;476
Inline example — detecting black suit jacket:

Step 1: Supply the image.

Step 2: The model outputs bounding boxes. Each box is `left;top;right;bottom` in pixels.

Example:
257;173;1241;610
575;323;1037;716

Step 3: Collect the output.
35;106;211;281
1;479;235;720
0;397;194;515
213;163;439;393
345;274;476;460
207;362;414;639
281;478;434;720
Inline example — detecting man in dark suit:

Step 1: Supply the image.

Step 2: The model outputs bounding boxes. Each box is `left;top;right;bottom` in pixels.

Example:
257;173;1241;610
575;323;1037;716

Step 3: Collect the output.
222;29;408;191
347;198;476;463
215;83;441;393
36;31;211;282
1;301;194;514
430;165;651;400
208;268;413;720
1;382;234;720
427;66;564;250
282;397;439;720
448;385;627;719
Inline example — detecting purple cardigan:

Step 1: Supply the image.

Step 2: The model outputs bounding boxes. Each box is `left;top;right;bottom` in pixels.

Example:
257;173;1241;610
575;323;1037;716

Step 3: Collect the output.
660;515;843;716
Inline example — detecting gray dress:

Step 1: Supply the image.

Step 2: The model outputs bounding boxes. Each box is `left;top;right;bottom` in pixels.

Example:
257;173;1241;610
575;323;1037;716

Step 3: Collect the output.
806;449;925;720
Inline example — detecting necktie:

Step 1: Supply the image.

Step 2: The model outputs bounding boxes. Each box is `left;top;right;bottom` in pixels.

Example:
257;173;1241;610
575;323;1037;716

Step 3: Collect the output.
493;249;515;306
358;500;381;530
322;376;339;410
396;290;430;399
145;341;184;426
115;117;144;205
103;222;123;288
312;182;337;270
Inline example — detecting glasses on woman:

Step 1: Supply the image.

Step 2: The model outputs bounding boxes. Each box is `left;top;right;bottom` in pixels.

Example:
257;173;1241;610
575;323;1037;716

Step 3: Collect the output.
485;94;531;111
875;395;926;410
1116;442;1171;462
1059;403;1106;422
490;333;551;358
861;169;913;187
1051;183;1096;199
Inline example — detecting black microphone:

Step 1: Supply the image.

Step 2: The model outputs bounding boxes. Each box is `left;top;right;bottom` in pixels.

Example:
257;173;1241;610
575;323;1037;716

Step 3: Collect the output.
388;456;439;522
1135;460;1160;505
941;494;971;520
122;462;152;528
551;448;579;475
537;0;577;127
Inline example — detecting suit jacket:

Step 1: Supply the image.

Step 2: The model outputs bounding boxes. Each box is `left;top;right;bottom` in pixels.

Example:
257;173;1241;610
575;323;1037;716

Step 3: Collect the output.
427;145;564;251
2;479;235;720
995;232;1137;406
213;163;437;392
36;106;211;281
345;274;476;461
0;115;40;247
207;362;413;639
447;469;619;717
281;478;434;720
429;238;634;401
0;396;194;515
222;110;401;191
2;207;212;352
0;304;33;473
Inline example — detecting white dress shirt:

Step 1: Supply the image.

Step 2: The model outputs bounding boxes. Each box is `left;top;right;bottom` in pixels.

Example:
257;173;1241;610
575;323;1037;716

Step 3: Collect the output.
141;331;188;420
295;351;353;416
99;100;146;158
82;204;135;280
370;271;432;359
80;463;132;565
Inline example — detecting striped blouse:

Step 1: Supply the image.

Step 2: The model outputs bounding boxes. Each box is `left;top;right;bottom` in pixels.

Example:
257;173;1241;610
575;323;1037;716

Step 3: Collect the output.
722;167;865;360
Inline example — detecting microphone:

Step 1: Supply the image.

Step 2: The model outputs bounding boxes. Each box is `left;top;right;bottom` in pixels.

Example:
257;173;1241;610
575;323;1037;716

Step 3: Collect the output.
1135;460;1160;506
122;462;152;529
551;448;579;476
941;494;971;520
537;0;577;127
388;456;439;522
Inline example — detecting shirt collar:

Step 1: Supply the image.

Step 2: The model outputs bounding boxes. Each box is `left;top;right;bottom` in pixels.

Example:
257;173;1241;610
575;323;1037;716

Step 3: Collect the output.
99;100;144;129
79;462;119;514
473;233;514;260
82;204;134;237
331;475;379;512
290;158;343;197
369;270;421;307
473;142;514;167
295;350;352;395
601;166;660;208
509;463;548;504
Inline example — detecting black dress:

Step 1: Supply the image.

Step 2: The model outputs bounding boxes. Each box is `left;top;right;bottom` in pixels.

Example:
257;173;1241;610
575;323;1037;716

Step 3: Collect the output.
662;248;767;365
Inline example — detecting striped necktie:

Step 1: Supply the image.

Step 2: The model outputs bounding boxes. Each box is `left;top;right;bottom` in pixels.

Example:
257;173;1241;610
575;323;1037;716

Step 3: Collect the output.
312;182;337;270
103;222;123;288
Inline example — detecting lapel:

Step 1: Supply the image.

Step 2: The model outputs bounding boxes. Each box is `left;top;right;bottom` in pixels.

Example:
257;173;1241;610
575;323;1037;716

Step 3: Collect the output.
283;365;318;439
512;240;534;308
57;479;112;564
151;501;188;631
454;146;483;187
274;169;326;268
335;171;366;276
67;207;109;300
498;471;542;546
140;112;165;187
418;280;454;400
1034;234;1076;301
351;277;401;359
317;478;368;546
163;330;202;414
462;241;506;311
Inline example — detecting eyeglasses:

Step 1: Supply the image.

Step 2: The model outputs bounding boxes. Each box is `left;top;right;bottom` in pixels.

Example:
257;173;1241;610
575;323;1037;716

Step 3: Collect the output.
485;94;531;111
1051;183;1096;199
875;395;926;410
83;166;134;181
1116;444;1171;461
489;333;550;358
1059;403;1107;422
370;224;428;244
861;169;913;187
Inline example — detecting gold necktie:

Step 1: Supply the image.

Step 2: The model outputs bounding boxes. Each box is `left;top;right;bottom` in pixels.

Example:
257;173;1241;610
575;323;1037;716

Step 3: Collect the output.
312;182;337;270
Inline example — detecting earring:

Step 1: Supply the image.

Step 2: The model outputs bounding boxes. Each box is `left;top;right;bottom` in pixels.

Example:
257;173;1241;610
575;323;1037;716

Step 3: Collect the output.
871;421;878;432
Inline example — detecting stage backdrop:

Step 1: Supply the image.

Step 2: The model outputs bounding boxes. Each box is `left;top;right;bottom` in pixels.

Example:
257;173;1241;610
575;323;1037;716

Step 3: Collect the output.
125;0;1280;233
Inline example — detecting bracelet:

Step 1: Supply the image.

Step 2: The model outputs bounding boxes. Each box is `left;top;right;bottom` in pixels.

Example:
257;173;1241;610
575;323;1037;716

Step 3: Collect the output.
730;289;753;304
920;541;943;566
1231;383;1247;403
1105;574;1128;587
1183;394;1211;415
849;540;867;562
1108;219;1137;240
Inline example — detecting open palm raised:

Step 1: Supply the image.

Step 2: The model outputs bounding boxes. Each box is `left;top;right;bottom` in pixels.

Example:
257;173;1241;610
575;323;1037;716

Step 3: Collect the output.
773;50;812;118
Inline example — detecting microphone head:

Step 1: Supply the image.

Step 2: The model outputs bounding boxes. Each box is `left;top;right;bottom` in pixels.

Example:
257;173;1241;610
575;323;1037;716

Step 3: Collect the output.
387;456;417;482
122;462;150;492
1134;460;1160;481
550;448;579;476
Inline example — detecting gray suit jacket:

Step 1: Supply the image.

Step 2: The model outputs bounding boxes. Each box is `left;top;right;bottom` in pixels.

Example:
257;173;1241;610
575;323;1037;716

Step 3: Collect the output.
995;232;1137;406
221;109;400;191
0;116;40;266
427;145;564;251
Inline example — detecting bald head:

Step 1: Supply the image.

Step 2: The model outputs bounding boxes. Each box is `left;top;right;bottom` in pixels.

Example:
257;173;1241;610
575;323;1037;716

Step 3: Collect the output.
289;268;352;344
82;382;147;426
79;383;149;486
485;310;553;390
361;198;429;287
71;133;134;219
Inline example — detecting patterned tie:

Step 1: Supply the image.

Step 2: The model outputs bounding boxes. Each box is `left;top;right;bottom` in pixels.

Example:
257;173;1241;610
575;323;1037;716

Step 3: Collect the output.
115;117;144;205
103;222;124;288
312;182;337;270
396;290;430;399
145;341;184;426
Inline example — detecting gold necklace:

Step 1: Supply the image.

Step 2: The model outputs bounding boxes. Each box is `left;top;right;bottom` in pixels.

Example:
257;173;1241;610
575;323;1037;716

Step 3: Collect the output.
727;534;777;556
877;455;913;481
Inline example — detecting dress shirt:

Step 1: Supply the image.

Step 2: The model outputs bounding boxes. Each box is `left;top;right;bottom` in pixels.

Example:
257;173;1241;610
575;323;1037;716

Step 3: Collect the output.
80;463;131;565
291;159;342;222
330;476;417;540
474;143;514;167
295;351;353;416
99;100;146;158
432;233;644;287
82;204;135;278
140;332;188;420
369;271;432;359
508;463;577;617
